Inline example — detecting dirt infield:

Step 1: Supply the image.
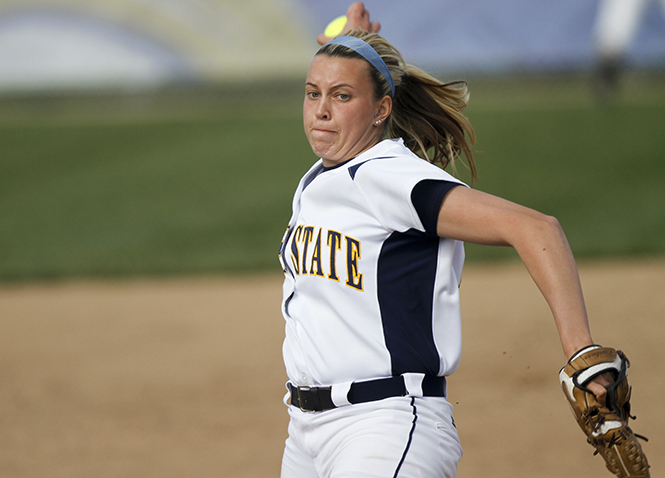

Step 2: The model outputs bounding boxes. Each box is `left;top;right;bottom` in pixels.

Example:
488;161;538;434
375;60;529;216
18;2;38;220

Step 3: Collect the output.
1;259;662;478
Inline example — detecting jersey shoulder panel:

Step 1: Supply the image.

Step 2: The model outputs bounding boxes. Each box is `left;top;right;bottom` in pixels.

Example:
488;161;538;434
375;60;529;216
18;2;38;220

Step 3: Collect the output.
346;140;465;232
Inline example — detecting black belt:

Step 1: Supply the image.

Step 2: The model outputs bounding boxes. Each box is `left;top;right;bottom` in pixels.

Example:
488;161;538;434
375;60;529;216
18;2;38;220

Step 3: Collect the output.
289;375;446;412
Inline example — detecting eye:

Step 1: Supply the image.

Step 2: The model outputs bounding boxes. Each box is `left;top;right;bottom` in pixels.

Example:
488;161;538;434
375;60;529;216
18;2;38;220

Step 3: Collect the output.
337;93;350;100
306;91;320;99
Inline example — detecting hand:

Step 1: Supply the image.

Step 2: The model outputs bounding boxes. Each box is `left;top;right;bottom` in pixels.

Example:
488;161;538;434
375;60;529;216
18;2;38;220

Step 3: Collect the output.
317;2;381;45
584;372;614;407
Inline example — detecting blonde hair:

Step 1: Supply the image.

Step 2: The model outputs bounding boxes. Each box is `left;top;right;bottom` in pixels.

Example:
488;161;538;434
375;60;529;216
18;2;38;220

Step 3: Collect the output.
318;30;476;179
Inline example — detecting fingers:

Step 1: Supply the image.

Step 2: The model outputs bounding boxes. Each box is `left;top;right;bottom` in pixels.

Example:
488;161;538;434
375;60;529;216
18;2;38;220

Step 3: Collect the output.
587;381;608;407
346;2;368;28
317;2;381;45
346;2;380;33
587;372;614;407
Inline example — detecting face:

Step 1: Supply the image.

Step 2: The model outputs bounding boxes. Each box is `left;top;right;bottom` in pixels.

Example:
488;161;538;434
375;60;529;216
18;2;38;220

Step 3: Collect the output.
303;55;391;167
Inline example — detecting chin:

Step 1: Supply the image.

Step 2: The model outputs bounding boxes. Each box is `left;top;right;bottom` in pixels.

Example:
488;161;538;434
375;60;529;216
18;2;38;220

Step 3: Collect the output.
310;144;335;161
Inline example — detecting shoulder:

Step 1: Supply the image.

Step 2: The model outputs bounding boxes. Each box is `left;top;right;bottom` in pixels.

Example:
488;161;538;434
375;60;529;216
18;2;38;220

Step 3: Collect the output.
350;139;464;185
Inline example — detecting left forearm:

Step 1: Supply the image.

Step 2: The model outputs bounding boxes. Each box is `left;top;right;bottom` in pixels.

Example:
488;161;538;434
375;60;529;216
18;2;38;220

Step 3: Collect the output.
511;215;594;359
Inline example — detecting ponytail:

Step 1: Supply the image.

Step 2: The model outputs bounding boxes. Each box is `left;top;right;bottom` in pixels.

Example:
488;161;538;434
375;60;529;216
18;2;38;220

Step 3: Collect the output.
391;71;476;179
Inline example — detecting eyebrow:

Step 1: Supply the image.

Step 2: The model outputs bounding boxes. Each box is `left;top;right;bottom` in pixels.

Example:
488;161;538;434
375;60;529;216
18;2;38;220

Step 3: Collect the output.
305;82;357;91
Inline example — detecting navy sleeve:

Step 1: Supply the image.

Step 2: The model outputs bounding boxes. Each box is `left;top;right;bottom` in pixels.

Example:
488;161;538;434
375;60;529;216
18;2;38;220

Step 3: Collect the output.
410;180;461;236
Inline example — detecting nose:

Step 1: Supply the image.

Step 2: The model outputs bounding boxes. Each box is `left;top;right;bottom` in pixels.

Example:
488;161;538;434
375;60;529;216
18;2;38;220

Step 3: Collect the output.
316;97;330;120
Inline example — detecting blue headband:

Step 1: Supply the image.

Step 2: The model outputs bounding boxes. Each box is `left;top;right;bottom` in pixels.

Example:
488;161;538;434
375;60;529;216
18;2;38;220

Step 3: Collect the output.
326;36;395;97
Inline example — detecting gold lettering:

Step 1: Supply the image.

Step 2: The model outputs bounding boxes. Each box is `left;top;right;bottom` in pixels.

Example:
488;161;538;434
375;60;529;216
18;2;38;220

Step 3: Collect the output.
289;225;303;274
327;230;342;281
309;229;324;277
301;226;315;275
345;236;363;291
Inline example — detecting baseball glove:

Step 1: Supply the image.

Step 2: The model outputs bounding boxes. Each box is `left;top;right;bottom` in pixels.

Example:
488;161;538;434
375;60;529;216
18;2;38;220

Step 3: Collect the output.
559;345;650;477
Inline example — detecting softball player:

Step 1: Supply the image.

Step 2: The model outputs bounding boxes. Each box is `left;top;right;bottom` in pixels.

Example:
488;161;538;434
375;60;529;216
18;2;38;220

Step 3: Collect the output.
279;27;609;478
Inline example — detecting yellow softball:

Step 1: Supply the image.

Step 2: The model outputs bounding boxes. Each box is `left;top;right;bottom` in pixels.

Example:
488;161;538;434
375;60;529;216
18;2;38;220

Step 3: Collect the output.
324;15;348;38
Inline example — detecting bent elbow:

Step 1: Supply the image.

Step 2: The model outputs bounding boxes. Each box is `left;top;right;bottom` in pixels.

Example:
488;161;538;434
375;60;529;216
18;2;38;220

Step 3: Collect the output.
508;211;567;250
542;213;563;233
530;213;570;248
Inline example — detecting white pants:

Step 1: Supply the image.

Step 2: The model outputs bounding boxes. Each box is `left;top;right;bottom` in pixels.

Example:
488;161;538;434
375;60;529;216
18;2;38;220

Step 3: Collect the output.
281;396;462;478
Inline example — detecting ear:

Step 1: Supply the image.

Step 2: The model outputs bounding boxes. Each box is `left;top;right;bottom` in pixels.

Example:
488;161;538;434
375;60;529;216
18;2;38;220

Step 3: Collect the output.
375;95;393;124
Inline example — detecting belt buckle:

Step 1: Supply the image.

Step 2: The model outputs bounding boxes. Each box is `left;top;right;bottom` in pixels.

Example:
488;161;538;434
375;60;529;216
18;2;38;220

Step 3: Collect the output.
296;385;316;412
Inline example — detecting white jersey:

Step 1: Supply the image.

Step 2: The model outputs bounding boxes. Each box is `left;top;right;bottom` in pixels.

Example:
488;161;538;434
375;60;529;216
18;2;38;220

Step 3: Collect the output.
279;138;466;388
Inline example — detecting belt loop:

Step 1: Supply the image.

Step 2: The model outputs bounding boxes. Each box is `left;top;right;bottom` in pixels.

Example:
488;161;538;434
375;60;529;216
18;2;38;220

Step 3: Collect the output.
402;373;425;397
330;380;353;407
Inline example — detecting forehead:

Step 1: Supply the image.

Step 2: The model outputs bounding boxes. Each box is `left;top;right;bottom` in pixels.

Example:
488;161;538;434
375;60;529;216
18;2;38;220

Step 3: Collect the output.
306;55;372;87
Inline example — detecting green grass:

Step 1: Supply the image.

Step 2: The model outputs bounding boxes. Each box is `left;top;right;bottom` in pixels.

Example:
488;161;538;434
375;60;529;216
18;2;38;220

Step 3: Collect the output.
0;98;312;280
461;87;665;261
1;74;664;281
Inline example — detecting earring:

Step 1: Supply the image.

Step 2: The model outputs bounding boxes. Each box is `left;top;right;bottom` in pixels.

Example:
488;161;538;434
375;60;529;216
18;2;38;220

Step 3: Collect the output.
375;119;382;125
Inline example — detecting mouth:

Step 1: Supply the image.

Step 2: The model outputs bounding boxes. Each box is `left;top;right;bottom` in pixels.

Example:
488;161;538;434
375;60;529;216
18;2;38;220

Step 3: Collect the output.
311;127;336;134
309;128;338;144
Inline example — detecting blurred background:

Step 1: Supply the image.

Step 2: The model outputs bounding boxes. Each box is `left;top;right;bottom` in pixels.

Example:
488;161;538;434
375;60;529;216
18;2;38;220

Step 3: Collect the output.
1;3;664;478
1;0;664;90
1;0;665;280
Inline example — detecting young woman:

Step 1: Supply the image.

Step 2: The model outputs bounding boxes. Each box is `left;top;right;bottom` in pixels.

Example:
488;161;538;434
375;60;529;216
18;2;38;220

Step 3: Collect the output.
278;29;609;478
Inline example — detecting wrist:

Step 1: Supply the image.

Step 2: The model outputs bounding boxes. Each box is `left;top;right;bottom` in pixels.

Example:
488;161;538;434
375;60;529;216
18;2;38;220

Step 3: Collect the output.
566;344;601;363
